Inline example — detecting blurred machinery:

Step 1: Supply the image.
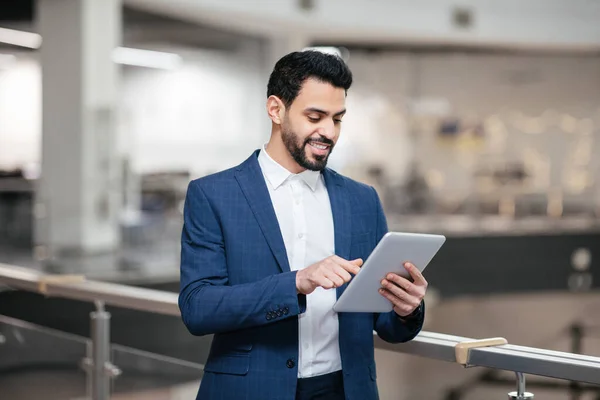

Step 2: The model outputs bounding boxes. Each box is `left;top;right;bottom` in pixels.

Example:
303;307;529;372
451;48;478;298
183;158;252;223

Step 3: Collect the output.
0;169;34;249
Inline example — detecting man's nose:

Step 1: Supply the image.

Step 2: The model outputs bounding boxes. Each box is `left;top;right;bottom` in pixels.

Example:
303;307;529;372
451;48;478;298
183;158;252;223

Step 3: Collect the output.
318;120;336;140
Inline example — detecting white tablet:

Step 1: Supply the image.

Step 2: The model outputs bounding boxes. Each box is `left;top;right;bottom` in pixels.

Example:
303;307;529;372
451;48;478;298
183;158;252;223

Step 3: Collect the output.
333;232;446;313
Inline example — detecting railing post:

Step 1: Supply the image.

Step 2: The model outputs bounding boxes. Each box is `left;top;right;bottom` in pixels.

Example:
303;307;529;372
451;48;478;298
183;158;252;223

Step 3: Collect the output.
81;300;121;400
569;323;583;400
508;372;534;399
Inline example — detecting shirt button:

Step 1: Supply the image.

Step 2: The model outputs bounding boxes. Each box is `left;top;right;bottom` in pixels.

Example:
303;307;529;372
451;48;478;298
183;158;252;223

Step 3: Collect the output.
286;359;295;369
298;233;304;239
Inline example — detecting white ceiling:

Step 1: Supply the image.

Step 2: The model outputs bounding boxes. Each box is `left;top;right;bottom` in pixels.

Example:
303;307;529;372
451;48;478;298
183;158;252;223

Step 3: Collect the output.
123;0;600;51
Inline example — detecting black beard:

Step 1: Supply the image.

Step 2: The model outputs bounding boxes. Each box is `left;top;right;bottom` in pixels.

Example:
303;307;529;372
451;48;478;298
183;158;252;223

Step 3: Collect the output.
281;129;334;171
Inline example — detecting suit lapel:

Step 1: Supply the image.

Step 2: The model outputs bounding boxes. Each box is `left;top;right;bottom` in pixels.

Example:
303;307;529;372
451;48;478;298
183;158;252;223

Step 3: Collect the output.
235;151;291;273
323;169;352;299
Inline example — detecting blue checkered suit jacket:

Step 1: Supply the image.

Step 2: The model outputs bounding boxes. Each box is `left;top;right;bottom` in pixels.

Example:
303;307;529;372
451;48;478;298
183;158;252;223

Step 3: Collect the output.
179;150;424;400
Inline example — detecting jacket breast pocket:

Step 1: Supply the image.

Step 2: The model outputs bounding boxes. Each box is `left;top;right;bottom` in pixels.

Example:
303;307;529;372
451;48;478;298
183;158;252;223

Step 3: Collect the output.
350;232;373;260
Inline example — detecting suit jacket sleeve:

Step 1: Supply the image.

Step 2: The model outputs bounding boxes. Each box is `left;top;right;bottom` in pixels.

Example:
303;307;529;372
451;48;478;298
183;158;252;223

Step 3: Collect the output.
370;186;425;343
179;180;306;336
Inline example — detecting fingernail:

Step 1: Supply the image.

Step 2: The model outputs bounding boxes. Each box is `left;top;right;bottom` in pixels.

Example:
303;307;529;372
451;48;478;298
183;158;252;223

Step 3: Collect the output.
387;274;393;280
381;279;386;285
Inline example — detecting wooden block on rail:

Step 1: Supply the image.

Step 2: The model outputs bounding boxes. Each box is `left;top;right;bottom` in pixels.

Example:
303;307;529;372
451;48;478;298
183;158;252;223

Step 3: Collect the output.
455;337;508;365
38;274;86;295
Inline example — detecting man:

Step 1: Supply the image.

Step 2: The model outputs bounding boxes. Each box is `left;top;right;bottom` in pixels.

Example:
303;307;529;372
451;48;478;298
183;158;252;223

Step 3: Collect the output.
179;50;427;400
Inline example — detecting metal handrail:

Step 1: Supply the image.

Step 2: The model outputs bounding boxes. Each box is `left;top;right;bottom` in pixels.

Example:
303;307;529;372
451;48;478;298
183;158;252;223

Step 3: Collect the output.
0;263;179;316
376;331;600;385
2;262;600;399
0;262;181;400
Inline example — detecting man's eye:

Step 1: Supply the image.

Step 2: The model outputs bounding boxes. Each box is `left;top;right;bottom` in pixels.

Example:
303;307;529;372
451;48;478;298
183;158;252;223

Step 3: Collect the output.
308;116;320;122
334;119;343;124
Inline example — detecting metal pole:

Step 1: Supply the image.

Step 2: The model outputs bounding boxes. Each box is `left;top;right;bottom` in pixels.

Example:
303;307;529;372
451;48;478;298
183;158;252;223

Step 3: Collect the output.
570;323;583;400
91;301;110;400
81;300;121;400
508;372;534;399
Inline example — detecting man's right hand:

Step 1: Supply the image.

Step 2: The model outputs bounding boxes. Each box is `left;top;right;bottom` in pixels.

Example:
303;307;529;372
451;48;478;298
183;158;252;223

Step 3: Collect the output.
296;256;363;295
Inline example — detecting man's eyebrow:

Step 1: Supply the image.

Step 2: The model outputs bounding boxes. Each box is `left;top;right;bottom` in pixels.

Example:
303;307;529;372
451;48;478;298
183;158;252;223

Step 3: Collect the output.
304;107;347;116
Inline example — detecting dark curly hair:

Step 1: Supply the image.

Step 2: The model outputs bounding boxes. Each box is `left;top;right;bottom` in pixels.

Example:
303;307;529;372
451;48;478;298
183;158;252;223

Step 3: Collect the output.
267;50;353;108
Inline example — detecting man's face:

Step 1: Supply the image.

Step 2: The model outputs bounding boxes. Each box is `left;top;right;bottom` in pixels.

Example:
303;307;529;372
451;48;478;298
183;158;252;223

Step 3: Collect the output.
281;78;346;171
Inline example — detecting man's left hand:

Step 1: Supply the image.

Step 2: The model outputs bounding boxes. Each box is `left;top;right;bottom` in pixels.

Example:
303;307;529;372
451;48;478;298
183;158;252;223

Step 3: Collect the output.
378;262;427;318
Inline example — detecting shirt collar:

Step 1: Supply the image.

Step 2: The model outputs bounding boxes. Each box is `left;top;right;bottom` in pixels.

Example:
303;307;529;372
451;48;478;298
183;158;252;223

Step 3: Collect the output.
257;145;321;191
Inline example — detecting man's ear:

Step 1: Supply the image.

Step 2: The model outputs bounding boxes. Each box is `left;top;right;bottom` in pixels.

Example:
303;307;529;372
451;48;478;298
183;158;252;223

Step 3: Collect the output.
267;95;286;125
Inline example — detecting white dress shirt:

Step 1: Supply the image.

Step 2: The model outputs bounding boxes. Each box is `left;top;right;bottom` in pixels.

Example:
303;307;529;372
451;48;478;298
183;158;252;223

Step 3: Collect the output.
257;145;341;378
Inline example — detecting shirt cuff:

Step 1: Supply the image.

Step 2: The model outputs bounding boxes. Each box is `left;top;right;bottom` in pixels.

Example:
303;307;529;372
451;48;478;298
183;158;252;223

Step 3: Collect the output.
395;300;424;321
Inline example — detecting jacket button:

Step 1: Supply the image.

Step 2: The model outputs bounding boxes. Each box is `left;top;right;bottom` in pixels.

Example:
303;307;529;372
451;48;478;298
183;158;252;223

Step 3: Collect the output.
266;313;272;321
283;307;289;315
286;359;295;368
276;310;283;317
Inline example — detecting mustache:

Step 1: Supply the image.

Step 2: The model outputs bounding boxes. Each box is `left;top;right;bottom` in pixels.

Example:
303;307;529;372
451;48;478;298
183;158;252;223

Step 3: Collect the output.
304;136;334;147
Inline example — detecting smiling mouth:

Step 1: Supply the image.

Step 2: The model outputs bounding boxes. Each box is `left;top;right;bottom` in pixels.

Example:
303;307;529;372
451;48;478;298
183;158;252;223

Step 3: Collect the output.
308;141;329;150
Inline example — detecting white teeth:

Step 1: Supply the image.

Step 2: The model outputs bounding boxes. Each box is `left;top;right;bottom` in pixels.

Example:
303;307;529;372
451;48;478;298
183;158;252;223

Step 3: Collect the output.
310;142;327;150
